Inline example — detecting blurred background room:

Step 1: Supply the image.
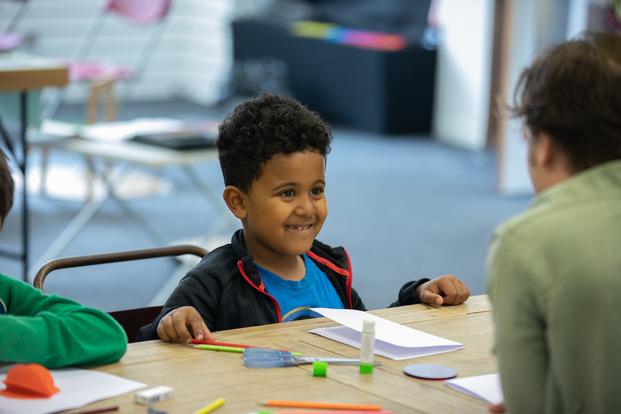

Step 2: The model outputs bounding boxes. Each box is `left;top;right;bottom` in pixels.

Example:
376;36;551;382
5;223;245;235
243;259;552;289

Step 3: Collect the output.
0;0;619;311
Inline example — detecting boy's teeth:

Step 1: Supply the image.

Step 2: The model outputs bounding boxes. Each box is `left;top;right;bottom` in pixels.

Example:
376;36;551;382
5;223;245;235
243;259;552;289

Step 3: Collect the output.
289;224;310;230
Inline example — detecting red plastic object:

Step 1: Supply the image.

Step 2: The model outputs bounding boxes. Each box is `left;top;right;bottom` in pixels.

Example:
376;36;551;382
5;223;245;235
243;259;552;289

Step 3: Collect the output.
0;364;60;399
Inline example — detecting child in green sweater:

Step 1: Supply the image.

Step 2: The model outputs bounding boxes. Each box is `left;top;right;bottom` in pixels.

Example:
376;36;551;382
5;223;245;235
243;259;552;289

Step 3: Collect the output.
0;150;127;368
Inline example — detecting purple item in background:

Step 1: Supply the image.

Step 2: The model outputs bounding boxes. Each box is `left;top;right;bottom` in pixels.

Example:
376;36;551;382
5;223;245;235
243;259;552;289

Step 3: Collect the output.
0;33;22;52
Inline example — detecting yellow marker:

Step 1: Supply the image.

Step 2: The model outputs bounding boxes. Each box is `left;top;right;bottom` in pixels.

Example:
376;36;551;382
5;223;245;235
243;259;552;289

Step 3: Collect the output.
194;397;225;414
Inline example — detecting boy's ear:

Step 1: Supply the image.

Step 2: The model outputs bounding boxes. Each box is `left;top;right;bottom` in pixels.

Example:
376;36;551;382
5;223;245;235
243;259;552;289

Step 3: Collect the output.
223;186;248;219
539;134;555;167
530;132;554;169
537;133;566;170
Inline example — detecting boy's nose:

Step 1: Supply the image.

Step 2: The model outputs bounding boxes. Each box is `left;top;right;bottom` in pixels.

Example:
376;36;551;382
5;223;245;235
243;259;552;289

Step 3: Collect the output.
294;195;315;216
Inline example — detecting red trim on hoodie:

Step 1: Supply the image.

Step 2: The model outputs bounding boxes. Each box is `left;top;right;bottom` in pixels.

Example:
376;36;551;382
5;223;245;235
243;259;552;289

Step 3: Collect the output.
237;260;282;322
344;250;353;309
306;250;353;309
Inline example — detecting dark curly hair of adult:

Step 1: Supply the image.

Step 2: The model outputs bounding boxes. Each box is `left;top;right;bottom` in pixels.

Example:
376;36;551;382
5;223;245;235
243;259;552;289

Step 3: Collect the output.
512;31;621;173
217;94;332;192
0;149;14;227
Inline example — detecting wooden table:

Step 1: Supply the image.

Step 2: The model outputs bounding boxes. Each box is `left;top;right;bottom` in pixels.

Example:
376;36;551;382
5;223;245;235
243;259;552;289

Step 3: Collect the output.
0;54;69;281
72;295;496;414
0;56;68;90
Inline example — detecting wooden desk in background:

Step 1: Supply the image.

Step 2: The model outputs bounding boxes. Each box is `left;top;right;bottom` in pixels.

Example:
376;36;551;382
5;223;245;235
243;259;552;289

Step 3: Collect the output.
0;54;69;281
72;295;496;414
0;57;67;91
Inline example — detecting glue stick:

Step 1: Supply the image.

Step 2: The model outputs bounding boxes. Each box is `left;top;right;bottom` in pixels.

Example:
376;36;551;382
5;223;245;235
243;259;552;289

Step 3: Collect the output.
359;319;375;374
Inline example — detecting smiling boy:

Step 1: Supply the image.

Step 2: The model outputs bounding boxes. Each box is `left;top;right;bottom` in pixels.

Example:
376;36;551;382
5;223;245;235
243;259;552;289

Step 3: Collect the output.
141;94;470;342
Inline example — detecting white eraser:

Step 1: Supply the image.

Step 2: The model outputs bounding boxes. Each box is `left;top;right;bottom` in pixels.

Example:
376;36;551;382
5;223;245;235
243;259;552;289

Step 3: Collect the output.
135;385;174;405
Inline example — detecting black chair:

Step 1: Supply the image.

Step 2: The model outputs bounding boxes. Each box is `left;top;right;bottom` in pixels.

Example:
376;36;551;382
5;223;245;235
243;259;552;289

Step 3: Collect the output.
33;244;207;342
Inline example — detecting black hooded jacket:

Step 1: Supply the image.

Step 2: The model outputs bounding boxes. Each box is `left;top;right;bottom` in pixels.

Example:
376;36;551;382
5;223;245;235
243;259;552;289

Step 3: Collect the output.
139;229;429;340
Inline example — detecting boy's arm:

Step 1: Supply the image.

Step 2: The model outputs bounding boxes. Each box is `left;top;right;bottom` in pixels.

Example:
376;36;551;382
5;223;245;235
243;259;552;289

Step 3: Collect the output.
143;271;221;340
416;275;470;305
390;276;470;307
350;287;367;311
389;279;430;307
0;275;127;368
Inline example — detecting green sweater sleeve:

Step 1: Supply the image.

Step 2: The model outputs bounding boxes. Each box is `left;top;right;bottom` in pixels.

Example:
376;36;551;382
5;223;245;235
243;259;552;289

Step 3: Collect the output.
487;233;547;413
0;274;127;368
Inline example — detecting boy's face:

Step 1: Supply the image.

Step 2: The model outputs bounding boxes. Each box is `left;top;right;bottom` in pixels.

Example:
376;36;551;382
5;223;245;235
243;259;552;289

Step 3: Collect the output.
242;150;328;263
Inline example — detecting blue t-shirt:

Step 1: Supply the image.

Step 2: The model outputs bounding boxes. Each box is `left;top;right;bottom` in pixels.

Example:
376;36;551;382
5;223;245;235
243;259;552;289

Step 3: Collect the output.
256;254;344;322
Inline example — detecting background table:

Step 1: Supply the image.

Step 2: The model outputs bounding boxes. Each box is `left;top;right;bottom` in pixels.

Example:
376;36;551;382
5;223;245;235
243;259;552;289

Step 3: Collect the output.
71;295;496;414
0;54;69;280
28;136;229;274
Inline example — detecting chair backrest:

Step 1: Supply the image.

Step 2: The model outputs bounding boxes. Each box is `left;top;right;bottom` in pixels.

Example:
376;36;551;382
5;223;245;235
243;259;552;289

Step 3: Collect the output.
106;0;172;24
33;244;207;343
1;0;29;32
73;0;172;62
42;0;174;119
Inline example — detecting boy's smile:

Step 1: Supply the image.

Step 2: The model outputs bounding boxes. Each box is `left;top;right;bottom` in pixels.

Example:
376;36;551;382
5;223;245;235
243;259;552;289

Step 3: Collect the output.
239;150;328;276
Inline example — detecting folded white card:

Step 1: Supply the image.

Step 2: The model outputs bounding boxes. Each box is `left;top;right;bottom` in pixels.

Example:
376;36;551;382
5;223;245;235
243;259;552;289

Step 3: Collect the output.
309;308;463;360
445;373;503;405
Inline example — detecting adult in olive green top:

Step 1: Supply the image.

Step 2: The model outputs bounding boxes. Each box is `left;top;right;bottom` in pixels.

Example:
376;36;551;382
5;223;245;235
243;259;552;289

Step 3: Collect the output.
0;150;127;368
487;32;621;414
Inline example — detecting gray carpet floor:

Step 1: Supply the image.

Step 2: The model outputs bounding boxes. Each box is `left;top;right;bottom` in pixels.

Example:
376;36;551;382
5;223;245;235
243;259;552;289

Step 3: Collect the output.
0;100;532;311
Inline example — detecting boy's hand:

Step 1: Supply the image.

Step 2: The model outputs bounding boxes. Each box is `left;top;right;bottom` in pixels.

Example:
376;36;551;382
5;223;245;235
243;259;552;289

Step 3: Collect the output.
489;403;506;413
157;306;215;343
416;275;470;306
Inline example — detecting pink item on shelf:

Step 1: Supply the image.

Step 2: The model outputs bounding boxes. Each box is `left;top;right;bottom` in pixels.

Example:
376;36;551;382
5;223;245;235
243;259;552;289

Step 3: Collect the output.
342;30;407;51
69;61;132;82
105;0;171;25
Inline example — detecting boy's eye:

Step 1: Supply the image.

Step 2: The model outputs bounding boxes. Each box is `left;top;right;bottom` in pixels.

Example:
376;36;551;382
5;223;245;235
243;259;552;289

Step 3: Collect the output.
310;187;324;196
281;189;295;199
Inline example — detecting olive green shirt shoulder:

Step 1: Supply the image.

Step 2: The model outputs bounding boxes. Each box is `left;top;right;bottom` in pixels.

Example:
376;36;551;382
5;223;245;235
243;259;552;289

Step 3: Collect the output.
487;160;621;414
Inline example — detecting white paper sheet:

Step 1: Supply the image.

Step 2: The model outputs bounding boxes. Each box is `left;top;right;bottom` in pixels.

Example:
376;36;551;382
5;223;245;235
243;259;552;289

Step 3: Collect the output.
309;308;463;360
0;368;146;414
445;373;503;405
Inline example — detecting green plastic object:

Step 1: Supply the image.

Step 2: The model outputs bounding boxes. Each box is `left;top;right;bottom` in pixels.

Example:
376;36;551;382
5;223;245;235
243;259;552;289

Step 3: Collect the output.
312;360;328;377
359;362;374;374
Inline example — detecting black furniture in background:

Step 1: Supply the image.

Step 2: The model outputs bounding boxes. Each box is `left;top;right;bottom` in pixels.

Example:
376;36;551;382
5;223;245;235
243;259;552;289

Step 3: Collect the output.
231;0;436;134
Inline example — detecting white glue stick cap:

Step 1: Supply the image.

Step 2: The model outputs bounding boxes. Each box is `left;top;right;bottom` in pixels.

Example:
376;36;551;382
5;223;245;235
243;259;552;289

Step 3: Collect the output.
362;319;375;333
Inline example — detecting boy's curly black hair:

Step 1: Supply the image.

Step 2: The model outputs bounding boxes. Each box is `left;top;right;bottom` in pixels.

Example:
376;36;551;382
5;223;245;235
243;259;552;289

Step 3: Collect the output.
217;94;332;192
